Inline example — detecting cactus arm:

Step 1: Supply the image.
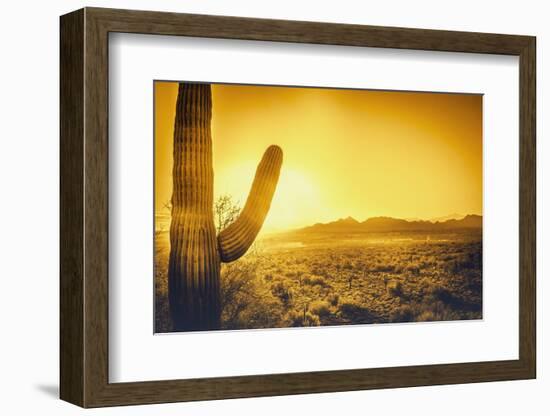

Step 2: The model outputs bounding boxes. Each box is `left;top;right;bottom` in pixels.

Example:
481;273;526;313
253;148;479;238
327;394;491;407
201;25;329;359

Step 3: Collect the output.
218;145;283;263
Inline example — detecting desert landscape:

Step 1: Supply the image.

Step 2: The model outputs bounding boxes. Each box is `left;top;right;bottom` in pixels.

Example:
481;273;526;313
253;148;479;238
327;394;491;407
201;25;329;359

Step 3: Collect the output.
154;82;482;332
155;210;482;332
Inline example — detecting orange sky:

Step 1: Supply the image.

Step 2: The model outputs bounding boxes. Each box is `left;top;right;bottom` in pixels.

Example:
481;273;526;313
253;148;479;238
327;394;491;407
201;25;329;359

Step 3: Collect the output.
155;82;482;233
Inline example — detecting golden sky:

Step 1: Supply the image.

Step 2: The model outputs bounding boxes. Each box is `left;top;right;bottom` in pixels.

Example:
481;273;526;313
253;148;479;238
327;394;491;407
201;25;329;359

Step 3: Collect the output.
155;82;482;233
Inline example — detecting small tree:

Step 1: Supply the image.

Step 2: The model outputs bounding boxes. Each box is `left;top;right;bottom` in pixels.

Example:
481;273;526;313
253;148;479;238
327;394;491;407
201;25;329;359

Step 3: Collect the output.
214;194;241;234
214;194;283;329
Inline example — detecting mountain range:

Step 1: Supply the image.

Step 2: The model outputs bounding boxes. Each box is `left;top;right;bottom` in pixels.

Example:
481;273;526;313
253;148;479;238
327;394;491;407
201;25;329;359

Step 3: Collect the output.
293;214;482;234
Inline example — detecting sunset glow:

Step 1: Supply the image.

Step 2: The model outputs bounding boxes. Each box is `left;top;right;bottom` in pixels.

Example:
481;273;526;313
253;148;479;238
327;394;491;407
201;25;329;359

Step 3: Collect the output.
155;82;482;234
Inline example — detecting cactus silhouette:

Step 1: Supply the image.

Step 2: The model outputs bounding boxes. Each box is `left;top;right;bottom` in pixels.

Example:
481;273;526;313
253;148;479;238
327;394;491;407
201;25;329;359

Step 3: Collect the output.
168;83;283;331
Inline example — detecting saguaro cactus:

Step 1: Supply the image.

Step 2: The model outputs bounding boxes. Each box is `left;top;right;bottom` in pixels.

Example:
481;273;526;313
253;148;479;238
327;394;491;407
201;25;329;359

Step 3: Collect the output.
168;83;283;331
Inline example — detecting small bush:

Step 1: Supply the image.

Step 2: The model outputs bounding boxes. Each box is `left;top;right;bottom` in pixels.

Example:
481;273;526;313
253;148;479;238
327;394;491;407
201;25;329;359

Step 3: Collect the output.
426;284;469;311
304;311;321;326
287;309;321;327
287;310;303;327
428;284;453;303
390;300;461;323
416;310;436;322
303;275;327;286
405;264;420;275
391;304;415;322
418;301;458;321
328;293;339;306
372;264;395;273
309;300;331;318
387;280;403;297
270;280;293;306
339;299;364;317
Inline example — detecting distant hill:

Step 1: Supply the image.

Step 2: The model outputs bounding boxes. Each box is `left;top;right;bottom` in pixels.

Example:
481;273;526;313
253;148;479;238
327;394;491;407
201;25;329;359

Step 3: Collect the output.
429;213;466;222
293;214;482;234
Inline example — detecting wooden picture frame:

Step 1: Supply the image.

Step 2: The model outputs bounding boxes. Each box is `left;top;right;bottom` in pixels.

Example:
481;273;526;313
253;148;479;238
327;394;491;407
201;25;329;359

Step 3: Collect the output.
60;7;536;408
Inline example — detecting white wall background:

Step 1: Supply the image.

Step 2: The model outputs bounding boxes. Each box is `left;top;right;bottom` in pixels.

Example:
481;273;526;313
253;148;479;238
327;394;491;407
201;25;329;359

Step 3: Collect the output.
0;0;546;414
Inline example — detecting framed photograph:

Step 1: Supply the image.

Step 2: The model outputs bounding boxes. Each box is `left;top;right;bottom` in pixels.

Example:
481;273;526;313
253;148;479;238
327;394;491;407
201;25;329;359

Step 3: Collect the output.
60;7;536;407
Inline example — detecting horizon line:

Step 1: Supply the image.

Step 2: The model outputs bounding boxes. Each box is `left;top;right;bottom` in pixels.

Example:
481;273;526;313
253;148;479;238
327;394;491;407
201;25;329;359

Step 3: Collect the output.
154;212;483;231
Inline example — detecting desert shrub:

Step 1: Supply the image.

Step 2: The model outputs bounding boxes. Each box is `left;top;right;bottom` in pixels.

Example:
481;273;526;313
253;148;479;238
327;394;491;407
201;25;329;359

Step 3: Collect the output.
311;266;323;276
445;251;481;274
425;284;476;312
303;275;327;287
328;293;339;306
427;284;454;304
405;264;420;276
338;299;376;323
419;260;434;269
390;304;415;322
387;280;403;297
304;311;321;326
287;310;304;327
220;262;257;325
418;301;459;321
270;280;293;306
391;299;462;323
393;264;404;274
240;295;286;329
372;264;395;273
309;300;331;318
287;309;321;327
220;260;285;330
416;310;435;322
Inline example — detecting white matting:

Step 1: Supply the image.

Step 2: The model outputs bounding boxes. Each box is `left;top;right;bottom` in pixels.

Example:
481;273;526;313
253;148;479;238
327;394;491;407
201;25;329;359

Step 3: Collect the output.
108;33;519;382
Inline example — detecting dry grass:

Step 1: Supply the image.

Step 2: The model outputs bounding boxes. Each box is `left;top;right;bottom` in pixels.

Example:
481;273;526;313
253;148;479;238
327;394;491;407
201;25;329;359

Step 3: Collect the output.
155;231;482;332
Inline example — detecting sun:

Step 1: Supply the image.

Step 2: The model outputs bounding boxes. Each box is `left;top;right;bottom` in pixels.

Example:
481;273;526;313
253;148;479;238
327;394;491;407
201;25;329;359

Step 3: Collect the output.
214;162;325;234
264;167;325;233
